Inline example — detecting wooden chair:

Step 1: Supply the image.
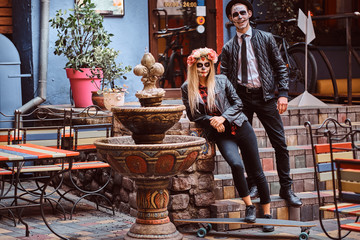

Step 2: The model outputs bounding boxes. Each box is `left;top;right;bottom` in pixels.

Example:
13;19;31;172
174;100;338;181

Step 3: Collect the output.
0;111;17;225
12;108;69;197
57;106;114;217
0;110;20;194
0;108;70;230
10;107;114;217
68;106;113;152
305;118;360;239
0;111;18;145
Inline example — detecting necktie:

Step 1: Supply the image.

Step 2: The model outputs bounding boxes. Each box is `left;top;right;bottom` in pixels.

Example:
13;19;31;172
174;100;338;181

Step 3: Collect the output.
241;34;248;84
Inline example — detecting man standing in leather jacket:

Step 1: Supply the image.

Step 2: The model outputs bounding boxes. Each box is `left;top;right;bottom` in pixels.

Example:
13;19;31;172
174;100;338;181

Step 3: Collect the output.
220;0;302;207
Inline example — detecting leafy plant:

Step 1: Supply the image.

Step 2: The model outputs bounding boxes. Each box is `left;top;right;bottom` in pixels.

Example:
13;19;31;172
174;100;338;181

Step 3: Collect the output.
91;47;132;94
49;0;113;69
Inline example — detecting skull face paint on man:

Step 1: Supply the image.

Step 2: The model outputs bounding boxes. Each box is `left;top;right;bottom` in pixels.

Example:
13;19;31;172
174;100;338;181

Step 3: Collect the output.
230;3;252;33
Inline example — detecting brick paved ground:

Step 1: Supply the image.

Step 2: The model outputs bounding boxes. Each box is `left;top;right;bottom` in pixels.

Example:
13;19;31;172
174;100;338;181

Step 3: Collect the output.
1;197;359;240
1;183;359;240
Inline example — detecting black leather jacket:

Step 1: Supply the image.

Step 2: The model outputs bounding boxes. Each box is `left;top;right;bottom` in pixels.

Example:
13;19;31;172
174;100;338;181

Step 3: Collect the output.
220;28;289;101
181;75;247;140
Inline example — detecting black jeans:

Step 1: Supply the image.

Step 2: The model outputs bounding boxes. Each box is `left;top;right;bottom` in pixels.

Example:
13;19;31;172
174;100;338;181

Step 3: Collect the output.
238;87;292;189
215;121;270;204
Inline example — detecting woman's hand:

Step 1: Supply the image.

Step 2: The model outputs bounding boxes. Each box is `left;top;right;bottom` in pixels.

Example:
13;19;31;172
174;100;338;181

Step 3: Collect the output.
215;124;225;133
210;116;226;129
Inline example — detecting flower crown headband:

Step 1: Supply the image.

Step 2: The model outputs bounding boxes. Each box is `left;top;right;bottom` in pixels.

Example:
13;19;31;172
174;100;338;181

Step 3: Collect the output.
187;48;218;67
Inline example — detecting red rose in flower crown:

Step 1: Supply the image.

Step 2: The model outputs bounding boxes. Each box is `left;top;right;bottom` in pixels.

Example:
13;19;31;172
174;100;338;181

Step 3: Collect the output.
187;48;218;66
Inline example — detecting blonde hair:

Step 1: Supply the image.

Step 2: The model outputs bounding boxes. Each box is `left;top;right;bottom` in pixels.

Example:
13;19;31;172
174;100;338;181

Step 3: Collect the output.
187;60;216;116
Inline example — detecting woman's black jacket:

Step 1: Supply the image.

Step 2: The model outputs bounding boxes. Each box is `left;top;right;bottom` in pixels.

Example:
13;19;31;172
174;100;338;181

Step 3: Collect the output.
181;74;247;140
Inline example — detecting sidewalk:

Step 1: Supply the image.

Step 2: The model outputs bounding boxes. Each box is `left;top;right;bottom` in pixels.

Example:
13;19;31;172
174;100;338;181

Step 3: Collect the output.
1;198;360;240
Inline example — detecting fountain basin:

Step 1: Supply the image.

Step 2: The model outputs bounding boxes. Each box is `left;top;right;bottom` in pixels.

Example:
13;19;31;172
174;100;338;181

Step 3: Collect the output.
112;105;185;144
94;135;206;180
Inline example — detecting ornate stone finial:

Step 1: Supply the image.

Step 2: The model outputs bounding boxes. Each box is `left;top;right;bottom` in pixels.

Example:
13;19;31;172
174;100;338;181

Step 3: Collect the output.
133;52;165;107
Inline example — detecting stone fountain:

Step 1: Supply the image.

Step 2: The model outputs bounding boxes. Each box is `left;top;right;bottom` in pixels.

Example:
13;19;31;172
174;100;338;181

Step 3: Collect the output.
94;52;206;240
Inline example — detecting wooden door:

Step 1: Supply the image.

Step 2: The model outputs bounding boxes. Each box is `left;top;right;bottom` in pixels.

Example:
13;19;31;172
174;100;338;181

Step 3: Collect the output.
0;0;12;35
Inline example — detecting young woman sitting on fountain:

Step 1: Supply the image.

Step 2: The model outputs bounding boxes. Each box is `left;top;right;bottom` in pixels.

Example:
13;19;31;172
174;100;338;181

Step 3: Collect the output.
181;48;274;232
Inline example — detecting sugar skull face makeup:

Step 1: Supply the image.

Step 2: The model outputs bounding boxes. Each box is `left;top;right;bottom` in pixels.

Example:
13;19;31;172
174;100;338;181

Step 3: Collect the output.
196;59;211;78
230;4;252;31
196;62;211;68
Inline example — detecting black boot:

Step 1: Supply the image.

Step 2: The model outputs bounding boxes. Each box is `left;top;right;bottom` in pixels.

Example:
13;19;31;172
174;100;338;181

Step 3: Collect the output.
244;205;256;223
279;188;302;207
249;185;259;199
262;214;275;232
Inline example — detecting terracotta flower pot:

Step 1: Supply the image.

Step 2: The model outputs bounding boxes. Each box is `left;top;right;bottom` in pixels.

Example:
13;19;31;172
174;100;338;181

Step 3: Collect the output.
91;91;107;110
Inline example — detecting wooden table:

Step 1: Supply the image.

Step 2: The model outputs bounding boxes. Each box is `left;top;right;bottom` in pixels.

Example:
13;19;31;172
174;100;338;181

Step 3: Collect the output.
0;143;79;238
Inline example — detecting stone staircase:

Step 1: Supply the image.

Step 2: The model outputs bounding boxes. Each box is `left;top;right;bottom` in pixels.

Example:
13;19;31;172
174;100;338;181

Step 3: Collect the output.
209;104;360;230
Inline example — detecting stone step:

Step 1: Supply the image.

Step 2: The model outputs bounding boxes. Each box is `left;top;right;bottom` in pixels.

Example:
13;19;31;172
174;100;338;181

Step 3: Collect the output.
209;190;335;231
183;114;360;149
253;121;360;148
253;105;360;128
214;167;315;200
182;104;360;129
214;144;313;175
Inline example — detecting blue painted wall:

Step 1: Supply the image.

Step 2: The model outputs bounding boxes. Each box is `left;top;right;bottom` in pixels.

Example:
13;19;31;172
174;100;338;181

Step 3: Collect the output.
31;0;148;105
223;0;234;44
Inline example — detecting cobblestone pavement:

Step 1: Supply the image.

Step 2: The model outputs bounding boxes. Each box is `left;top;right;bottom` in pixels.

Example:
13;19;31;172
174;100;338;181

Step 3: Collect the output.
1;199;360;240
0;183;359;240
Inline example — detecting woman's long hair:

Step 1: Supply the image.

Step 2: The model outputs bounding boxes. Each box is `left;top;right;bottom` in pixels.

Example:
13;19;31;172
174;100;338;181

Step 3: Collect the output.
187;61;216;116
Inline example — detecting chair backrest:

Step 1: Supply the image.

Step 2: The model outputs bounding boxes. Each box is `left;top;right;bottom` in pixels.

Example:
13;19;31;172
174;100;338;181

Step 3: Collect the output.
14;107;67;148
68;106;114;151
314;142;353;182
330;129;360;204
334;157;360;204
304;118;354;193
3;106;114;151
0;111;17;145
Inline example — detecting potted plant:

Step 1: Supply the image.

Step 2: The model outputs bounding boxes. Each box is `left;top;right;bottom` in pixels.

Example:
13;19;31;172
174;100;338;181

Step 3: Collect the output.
49;0;113;107
91;47;132;110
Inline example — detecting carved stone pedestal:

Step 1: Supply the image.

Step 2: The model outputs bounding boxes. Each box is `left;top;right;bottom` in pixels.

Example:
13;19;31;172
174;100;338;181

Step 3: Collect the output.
125;179;182;240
